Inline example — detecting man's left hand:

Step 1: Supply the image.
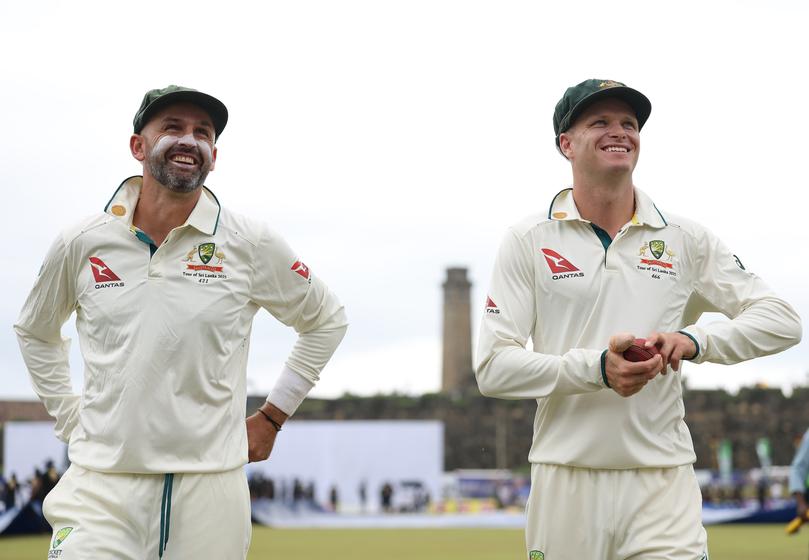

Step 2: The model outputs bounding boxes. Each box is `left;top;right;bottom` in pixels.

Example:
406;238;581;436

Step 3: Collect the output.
644;331;697;374
246;402;288;463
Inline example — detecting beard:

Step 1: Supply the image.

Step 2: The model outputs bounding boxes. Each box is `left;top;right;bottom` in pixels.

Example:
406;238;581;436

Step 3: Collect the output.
146;137;213;193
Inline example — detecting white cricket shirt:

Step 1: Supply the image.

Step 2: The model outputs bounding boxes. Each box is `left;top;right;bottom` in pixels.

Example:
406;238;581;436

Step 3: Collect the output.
476;187;801;469
15;176;348;474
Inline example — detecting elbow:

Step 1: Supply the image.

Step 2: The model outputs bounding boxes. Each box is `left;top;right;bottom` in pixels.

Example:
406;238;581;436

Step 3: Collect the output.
474;358;500;398
792;318;803;346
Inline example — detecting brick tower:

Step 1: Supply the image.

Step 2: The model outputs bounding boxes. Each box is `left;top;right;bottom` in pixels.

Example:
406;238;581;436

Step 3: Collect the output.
441;267;475;395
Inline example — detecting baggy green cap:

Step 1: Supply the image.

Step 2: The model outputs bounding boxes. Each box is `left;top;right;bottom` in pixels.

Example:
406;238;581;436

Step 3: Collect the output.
133;85;228;140
553;79;651;152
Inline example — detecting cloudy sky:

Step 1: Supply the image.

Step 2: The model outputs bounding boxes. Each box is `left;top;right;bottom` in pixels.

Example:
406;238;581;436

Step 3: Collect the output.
1;0;807;401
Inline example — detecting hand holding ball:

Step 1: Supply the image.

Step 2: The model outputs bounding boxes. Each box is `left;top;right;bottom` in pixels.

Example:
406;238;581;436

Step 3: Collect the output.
622;338;661;362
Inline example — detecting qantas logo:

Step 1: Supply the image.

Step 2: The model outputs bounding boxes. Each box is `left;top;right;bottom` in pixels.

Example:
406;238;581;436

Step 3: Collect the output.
291;260;311;282
89;257;125;289
485;296;500;315
540;248;584;280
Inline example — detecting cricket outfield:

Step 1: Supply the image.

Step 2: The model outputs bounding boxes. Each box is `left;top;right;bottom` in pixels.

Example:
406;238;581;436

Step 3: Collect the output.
0;525;805;559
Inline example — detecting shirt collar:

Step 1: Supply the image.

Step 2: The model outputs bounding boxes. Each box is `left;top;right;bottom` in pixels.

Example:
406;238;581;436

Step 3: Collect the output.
547;186;667;229
104;176;222;235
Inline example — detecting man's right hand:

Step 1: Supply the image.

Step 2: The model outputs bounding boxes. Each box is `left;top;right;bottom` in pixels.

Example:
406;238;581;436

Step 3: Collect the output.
605;332;664;397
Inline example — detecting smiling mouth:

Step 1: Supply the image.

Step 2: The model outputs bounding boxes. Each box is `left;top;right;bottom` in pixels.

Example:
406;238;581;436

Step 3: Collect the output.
169;153;197;166
602;146;629;153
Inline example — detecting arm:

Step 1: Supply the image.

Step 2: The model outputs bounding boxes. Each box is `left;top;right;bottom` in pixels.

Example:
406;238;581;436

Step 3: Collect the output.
475;229;605;399
247;227;348;461
679;227;801;365
13;235;80;443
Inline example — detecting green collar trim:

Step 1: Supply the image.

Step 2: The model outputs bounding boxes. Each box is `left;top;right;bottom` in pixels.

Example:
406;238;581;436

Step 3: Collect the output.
591;224;612;251
206;187;221;235
652;203;668;226
104;176;222;235
547;188;573;219
103;176;138;214
129;226;158;256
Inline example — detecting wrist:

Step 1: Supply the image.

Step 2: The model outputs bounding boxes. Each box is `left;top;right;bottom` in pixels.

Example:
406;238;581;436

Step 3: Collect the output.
258;402;288;432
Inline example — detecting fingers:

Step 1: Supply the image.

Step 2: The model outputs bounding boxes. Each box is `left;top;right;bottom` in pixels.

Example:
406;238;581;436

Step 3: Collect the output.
670;347;683;373
644;331;697;373
609;332;636;353
606;352;663;397
611;372;651;397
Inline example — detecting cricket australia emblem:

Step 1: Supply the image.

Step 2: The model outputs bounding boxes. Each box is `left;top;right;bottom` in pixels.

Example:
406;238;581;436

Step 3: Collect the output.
181;243;228;284
637;239;678;279
529;551;545;560
48;526;73;557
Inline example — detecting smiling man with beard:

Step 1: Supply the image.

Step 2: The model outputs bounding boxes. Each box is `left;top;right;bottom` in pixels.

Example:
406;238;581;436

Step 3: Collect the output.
15;86;348;559
475;79;801;559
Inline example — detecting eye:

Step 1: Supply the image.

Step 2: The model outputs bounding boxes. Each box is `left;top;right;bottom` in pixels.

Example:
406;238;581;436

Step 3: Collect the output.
591;119;607;126
623;121;638;130
196;127;213;140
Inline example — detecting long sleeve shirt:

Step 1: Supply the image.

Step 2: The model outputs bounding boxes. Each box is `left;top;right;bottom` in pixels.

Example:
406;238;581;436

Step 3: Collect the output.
15;176;347;474
476;187;801;469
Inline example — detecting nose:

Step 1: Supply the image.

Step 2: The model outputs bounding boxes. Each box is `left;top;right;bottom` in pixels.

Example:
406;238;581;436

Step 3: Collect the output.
607;121;626;138
176;131;196;146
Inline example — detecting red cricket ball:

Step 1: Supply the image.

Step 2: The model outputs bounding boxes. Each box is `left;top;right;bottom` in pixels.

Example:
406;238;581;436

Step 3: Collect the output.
622;338;661;362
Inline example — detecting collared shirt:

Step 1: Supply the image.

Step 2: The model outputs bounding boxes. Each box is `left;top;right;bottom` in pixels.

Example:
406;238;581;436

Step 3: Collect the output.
476;187;801;469
15;176;347;474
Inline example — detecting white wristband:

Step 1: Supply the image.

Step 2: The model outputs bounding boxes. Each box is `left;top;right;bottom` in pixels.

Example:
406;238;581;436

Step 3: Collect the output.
267;366;315;416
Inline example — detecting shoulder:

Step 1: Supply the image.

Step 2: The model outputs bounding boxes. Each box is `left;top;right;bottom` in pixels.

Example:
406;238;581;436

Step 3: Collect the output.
216;206;294;254
508;212;553;239
59;212;116;248
654;208;712;245
216;206;268;248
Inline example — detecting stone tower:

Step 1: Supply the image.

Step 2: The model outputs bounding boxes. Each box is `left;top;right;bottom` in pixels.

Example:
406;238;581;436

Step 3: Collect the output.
442;267;475;395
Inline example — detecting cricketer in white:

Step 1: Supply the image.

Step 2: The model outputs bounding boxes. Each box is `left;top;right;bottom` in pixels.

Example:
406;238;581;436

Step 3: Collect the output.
14;86;347;559
476;79;801;560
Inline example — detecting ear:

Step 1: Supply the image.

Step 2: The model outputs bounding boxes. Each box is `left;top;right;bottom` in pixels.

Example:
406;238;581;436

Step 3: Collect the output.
559;132;575;160
130;134;146;162
209;145;217;172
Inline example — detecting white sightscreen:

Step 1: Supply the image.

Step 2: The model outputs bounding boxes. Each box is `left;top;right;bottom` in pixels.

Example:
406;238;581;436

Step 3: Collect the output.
3;421;67;480
244;420;444;511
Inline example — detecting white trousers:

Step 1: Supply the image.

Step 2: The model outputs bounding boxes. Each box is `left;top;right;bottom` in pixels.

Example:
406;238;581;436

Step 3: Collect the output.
43;464;251;559
525;463;708;560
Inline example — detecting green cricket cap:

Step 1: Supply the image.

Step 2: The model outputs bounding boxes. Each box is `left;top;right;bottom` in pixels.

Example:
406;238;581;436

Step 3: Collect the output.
133;85;228;140
553;79;651;150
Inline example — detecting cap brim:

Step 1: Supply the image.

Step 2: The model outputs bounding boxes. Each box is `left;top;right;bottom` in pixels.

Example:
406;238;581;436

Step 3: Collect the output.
138;90;228;139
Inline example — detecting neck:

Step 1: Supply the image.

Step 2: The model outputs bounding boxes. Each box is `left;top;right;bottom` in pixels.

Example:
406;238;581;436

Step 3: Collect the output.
570;169;635;239
132;174;202;246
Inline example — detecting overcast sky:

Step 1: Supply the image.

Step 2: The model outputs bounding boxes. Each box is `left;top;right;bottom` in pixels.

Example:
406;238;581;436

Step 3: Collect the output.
1;0;807;402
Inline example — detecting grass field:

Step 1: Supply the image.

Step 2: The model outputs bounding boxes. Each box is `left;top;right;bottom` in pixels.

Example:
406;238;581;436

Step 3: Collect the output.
1;524;807;559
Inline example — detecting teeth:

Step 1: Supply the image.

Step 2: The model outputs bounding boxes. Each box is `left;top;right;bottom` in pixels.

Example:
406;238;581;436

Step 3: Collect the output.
171;155;195;164
604;146;628;153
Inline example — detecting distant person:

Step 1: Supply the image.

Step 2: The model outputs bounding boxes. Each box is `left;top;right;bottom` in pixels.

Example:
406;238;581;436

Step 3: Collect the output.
14;85;347;559
293;478;304;505
30;469;45;502
790;428;809;520
381;482;393;513
43;460;60;496
475;78;802;559
329;485;339;512
3;473;19;510
359;481;367;513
